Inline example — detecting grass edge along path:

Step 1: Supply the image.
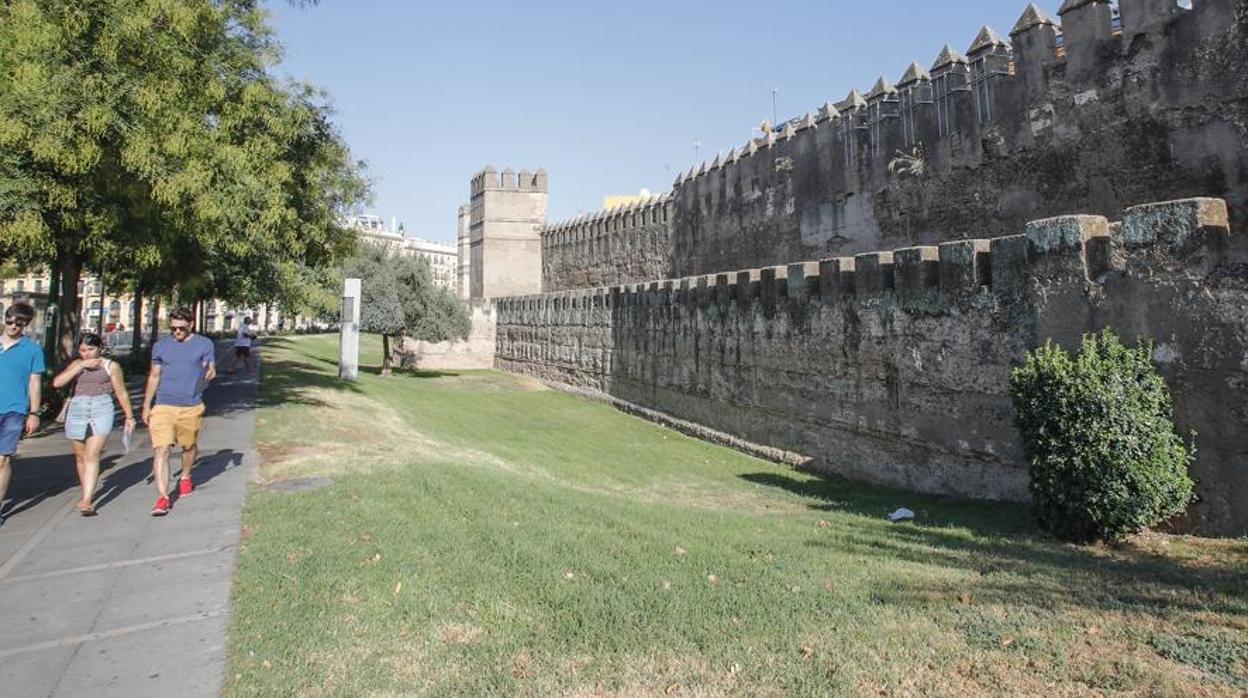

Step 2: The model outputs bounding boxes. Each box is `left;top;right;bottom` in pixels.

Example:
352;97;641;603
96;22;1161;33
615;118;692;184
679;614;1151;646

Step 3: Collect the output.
225;334;1247;696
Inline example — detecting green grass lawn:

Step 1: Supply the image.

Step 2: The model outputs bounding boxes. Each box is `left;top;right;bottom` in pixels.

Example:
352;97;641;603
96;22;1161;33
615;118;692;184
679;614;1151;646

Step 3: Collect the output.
226;334;1248;696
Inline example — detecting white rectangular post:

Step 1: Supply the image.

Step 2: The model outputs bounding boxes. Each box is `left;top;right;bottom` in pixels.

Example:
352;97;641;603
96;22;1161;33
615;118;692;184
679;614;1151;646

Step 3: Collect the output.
339;278;361;381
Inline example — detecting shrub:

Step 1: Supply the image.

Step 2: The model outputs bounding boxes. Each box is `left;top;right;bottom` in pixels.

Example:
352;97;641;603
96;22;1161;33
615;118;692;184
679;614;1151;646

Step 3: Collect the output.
1009;329;1195;543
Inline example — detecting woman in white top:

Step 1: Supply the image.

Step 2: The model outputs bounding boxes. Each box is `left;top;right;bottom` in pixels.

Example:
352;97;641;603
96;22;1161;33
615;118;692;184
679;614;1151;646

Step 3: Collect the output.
227;316;257;374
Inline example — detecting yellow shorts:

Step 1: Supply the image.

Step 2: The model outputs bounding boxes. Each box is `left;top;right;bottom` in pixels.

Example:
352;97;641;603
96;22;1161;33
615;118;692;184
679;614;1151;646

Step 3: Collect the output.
150;404;206;449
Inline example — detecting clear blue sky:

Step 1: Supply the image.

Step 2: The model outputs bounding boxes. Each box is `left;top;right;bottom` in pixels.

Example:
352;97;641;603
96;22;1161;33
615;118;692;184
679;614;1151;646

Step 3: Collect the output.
268;1;1055;244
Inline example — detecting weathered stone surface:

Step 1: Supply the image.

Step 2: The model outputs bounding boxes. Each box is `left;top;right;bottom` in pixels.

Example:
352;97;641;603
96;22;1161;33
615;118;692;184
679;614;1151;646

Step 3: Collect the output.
398;300;496;370
654;2;1247;282
494;199;1248;536
541;196;672;292
469;166;547;299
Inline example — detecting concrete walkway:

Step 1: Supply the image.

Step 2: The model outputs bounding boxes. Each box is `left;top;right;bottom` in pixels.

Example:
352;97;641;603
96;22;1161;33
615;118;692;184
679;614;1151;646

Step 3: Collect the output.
0;351;258;697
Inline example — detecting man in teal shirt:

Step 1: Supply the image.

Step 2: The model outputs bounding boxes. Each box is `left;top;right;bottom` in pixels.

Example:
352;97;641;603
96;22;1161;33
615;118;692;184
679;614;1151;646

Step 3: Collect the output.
0;302;45;528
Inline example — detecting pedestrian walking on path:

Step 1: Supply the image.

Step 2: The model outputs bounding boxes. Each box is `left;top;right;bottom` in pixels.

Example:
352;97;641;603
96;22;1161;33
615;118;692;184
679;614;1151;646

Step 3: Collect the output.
0;338;258;697
51;332;136;516
226;316;256;375
141;308;215;516
0;302;44;528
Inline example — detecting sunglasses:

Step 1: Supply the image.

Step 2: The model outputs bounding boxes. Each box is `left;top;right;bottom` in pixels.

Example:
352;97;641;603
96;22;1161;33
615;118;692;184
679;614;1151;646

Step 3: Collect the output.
4;319;27;328
170;324;191;333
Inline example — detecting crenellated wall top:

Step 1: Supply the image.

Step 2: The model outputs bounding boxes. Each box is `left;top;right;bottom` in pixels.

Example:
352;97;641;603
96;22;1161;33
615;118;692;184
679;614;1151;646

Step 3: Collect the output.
539;194;674;242
501;198;1231;307
671;0;1207;189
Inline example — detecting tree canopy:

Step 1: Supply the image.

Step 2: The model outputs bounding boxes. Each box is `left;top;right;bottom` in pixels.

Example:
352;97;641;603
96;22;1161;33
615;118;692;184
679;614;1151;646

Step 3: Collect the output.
341;243;471;374
0;0;368;362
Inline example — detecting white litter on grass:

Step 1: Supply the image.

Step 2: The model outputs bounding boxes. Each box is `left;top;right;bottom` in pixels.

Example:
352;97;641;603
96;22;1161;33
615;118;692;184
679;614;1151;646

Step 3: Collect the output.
887;508;915;522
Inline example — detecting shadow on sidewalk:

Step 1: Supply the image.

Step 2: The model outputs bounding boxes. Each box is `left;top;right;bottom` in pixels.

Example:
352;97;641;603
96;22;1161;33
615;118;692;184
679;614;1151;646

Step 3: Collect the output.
93;448;246;511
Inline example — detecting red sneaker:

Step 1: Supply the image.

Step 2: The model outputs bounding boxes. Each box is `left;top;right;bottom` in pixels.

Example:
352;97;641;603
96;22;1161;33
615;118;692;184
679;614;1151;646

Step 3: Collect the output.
178;477;193;497
151;496;170;516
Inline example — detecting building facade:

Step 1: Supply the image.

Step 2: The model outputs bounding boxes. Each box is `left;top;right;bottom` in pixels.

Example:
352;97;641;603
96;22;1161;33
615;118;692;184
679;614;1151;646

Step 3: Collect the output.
345;214;459;292
1;268;298;351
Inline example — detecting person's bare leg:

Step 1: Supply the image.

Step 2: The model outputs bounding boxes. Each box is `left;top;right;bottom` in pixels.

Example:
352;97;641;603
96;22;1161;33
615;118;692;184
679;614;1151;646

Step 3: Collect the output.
70;440;88;503
180;444;196;481
0;455;10;515
81;434;107;508
152;445;171;497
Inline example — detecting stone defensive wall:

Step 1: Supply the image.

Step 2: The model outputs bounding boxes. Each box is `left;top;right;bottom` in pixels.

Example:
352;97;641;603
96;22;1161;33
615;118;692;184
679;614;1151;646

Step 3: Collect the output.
494;198;1248;536
667;0;1248;279
540;195;674;292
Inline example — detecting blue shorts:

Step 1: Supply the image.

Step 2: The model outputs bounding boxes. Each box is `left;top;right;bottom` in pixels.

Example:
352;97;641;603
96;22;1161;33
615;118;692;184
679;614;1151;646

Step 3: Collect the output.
0;412;24;456
64;395;115;441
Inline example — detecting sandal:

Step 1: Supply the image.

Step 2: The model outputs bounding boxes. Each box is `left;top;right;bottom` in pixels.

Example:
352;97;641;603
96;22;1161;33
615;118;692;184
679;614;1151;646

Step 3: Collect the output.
78;501;97;517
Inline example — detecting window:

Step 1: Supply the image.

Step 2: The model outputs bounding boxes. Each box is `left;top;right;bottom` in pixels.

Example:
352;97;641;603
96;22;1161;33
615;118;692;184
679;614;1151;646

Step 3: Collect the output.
16;279;24;292
34;279;43;294
831;196;847;231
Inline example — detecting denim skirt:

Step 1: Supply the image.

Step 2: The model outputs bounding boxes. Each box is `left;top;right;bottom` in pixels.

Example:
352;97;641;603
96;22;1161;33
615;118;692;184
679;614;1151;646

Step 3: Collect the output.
64;394;115;440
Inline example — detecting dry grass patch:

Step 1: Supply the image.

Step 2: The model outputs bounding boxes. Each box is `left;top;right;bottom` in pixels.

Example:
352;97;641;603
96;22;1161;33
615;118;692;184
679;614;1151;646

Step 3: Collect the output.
436;622;483;645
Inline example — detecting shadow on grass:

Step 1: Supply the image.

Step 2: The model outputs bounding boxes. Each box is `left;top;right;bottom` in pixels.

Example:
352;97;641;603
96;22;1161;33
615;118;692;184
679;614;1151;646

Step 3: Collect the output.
740;471;1029;535
306;352;462;379
743;469;1248;619
255;337;365;409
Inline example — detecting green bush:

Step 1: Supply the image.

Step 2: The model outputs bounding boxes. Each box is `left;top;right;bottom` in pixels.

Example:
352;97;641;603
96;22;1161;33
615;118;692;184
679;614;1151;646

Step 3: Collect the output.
1009;329;1195;543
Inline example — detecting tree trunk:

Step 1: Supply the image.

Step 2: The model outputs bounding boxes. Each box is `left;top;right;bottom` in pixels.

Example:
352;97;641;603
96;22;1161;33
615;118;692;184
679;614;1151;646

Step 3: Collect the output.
381;333;392;375
149;296;161;347
131;282;144;357
55;247;83;368
41;251;62;373
95;269;106;336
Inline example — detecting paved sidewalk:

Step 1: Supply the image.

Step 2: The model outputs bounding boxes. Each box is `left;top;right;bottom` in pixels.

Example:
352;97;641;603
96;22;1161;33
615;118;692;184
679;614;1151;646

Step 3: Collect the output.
0;350;259;697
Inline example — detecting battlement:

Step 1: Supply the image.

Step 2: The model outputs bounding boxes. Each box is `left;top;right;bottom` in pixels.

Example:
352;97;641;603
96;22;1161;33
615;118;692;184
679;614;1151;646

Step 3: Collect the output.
540;194;673;243
495;196;1245;533
539;194;675;292
470;165;548;196
672;0;1221;190
503;197;1231;310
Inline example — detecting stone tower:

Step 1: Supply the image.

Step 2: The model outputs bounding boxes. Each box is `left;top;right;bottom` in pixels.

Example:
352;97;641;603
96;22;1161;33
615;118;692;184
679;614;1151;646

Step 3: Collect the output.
467;166;548;299
456;204;471;301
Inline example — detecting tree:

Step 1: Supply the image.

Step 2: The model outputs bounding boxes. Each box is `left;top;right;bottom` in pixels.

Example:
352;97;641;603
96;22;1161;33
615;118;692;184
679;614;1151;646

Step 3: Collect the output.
341;244;471;375
0;0;367;366
1010;330;1195;543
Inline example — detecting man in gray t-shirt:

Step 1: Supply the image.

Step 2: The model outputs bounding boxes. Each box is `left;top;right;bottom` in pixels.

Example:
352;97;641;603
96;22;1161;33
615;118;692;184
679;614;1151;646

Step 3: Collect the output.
142;307;216;516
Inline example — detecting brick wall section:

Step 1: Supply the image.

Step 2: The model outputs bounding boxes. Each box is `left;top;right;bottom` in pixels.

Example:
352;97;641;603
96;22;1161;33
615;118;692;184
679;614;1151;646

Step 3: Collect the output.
496;198;1248;536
